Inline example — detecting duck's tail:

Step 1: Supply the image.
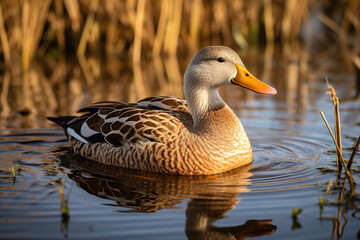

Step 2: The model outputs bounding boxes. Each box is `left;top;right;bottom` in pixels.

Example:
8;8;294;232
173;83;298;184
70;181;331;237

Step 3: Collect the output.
47;116;76;129
48;116;90;143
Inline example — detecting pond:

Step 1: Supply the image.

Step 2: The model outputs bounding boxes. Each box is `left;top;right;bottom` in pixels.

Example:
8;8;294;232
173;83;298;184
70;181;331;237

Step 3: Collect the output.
1;42;360;239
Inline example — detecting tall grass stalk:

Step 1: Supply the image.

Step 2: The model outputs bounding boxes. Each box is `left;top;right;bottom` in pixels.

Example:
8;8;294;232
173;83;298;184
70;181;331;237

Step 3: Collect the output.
0;0;359;116
326;80;343;173
320;111;354;188
0;5;10;66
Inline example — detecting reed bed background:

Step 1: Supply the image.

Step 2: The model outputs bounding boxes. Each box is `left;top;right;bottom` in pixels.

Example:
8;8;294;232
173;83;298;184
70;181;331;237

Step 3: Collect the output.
0;0;359;125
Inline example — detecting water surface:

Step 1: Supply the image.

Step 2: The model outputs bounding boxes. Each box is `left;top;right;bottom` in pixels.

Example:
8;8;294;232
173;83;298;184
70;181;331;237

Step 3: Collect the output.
1;44;360;239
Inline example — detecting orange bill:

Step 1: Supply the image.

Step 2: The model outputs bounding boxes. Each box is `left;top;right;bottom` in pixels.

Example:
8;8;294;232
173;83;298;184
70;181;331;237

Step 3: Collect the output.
231;64;277;95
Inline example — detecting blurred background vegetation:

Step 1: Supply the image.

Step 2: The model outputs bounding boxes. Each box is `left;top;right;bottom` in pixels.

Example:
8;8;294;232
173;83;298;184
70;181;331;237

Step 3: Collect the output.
0;0;359;127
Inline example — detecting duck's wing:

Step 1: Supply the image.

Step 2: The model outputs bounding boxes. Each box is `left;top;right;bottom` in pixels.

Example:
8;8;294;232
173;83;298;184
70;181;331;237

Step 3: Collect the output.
63;96;192;146
136;96;189;113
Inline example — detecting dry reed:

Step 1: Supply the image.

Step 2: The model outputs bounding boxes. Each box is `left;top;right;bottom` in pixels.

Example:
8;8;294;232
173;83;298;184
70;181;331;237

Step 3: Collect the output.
132;0;146;99
326;80;343;173
320;111;353;185
0;0;359;118
0;5;10;66
0;0;357;58
320;83;360;190
0;0;332;67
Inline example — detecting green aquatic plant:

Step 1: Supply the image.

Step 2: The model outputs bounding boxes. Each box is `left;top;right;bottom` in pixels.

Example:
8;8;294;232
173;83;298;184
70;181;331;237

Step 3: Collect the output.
45;160;60;176
291;208;302;218
14;163;22;175
11;166;17;178
316;167;337;174
318;197;324;220
45;176;64;186
59;185;72;218
319;197;324;209
59;186;70;238
291;208;302;230
324;149;337;155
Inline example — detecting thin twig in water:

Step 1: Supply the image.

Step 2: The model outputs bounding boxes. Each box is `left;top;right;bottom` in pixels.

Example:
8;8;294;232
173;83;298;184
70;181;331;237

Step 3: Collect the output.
347;136;360;170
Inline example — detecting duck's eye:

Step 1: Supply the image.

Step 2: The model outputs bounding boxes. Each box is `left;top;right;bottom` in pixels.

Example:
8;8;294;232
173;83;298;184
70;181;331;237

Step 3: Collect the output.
217;57;225;63
245;73;249;76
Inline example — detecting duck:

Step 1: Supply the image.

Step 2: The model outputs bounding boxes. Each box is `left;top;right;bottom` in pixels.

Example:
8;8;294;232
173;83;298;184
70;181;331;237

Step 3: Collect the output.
48;46;277;175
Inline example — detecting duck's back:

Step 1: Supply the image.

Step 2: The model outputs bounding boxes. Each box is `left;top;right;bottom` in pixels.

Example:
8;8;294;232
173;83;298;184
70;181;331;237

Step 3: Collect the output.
52;96;191;145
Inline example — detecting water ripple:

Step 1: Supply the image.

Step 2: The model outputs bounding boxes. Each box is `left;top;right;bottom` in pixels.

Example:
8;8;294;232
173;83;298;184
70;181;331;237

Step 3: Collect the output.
248;127;331;192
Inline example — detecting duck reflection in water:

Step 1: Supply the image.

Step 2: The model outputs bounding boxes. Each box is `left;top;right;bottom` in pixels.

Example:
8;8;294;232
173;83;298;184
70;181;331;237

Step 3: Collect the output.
59;152;276;239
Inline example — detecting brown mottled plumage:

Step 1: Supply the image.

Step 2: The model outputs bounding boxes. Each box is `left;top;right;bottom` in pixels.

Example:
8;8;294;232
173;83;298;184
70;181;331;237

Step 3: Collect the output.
48;46;276;175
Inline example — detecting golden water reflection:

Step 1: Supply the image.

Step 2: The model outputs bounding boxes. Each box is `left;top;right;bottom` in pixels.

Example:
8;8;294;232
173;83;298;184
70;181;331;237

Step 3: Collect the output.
1;40;358;129
1;0;360;129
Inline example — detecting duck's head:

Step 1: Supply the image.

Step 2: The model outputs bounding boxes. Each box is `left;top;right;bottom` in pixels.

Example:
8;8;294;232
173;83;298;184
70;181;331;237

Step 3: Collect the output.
183;46;277;124
184;45;277;95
